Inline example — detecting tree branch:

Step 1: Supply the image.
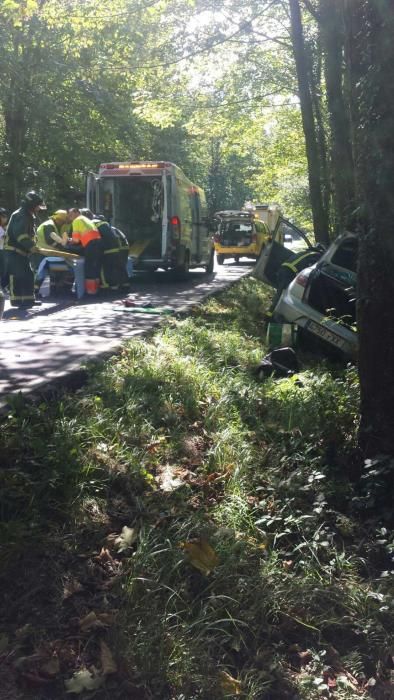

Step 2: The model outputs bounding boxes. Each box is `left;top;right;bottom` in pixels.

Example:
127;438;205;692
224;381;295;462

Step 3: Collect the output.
302;0;321;22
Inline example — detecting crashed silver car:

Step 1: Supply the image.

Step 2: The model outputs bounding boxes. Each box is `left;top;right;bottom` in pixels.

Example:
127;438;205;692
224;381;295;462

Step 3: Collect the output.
253;218;357;358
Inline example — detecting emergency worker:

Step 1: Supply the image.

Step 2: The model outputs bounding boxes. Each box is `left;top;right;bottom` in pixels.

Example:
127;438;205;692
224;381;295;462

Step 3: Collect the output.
34;210;71;296
4;191;45;307
112;225;131;289
267;246;324;318
80;209;120;290
67;208;103;295
33;209;69;272
36;210;69;252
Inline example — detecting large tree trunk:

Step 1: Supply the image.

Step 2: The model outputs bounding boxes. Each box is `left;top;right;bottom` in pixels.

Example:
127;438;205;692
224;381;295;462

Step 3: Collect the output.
347;0;394;455
3;34;28;209
4;111;27;210
320;0;355;233
309;44;330;227
289;0;329;244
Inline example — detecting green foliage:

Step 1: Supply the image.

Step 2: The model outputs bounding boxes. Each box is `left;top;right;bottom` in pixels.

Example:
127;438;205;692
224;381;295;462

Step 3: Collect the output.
0;278;392;699
0;0;311;223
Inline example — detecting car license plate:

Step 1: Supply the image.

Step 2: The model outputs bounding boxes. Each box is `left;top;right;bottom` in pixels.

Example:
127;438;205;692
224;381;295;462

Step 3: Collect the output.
306;320;347;350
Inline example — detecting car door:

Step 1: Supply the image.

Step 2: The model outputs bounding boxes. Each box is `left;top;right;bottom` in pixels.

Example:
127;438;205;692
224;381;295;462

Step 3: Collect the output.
253;217;313;286
304;233;357;325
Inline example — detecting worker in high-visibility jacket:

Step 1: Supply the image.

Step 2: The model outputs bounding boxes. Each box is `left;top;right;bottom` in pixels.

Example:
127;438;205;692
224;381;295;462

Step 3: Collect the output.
34;210;72;296
36;210;69;253
34;209;69;271
4;191;46;307
267;246;324;318
80;209;121;290
67;208;103;295
81;209;130;290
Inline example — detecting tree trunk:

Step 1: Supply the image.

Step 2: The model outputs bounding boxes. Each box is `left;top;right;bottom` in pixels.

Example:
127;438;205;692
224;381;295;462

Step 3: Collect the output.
348;0;394;455
320;0;355;233
3;34;27;209
309;44;330;227
289;0;329;244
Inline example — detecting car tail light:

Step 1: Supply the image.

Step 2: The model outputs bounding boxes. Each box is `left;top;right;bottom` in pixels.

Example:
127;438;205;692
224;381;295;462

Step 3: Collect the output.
170;216;181;240
294;271;309;287
252;232;257;243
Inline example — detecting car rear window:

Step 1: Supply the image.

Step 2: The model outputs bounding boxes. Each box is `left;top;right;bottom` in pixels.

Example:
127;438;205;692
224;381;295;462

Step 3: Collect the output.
331;238;358;272
222;222;252;234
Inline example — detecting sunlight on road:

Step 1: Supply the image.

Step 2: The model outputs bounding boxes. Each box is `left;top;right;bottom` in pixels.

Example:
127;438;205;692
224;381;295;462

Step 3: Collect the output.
0;261;252;401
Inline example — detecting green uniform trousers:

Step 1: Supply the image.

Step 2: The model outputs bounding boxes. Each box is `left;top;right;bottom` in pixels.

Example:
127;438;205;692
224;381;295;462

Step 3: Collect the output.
7;251;35;306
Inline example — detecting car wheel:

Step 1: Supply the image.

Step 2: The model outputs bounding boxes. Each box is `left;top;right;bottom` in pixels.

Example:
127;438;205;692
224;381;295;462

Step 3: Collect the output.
217;254;225;265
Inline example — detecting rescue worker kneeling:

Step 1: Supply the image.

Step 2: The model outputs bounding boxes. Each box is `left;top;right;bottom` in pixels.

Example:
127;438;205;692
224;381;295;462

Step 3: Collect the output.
67;208;103;295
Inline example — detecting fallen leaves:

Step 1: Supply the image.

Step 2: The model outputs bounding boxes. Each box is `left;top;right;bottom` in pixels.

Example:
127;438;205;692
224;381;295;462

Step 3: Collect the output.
100;640;117;675
65;667;104;694
63;640;118;693
219;670;242;695
40;656;60;678
63;577;83;600
63;638;118;693
79;611;106;634
155;464;190;492
114;525;138;552
180;538;219;575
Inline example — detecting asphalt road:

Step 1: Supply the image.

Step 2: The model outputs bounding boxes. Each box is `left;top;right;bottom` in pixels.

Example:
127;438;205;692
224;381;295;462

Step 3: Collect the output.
0;260;252;402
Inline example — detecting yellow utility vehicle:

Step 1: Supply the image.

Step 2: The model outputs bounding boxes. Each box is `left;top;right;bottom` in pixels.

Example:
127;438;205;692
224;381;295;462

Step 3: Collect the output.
213;210;270;265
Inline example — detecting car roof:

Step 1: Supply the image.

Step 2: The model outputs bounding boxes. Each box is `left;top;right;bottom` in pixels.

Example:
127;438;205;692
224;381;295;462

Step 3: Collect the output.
214;210;253;219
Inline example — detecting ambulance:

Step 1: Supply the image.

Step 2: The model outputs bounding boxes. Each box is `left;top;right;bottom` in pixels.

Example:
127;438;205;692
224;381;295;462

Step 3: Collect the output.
87;161;214;273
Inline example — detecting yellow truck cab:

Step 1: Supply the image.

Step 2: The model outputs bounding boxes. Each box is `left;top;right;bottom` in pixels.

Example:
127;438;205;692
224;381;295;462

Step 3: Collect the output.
213;210;270;265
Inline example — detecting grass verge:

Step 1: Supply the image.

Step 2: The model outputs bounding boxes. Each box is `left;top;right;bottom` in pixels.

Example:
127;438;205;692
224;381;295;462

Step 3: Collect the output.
0;277;393;700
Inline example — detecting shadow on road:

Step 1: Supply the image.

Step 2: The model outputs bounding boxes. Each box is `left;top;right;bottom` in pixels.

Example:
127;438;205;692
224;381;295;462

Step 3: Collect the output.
0;265;252;398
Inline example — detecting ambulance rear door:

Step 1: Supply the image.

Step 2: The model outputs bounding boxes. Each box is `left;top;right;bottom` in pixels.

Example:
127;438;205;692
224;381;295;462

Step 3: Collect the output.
86;172;98;213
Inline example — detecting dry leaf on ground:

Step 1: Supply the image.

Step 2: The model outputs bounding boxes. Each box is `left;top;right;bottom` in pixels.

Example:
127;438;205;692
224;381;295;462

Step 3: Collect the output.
97;611;118;626
79;610;118;633
114;526;138;552
181;539;219;575
100;640;117;675
155;464;190;492
94;547;117;567
40;656;60;677
64;667;104;693
79;611;107;633
219;670;242;695
63;578;83;600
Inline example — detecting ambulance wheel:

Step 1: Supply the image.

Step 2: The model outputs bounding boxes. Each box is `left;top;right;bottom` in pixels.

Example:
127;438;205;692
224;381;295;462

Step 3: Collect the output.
217;254;225;265
175;251;190;275
205;248;214;274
